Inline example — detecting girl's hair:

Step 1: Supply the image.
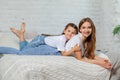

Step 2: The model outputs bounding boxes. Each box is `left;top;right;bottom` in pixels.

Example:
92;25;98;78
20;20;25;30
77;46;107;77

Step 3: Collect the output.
42;23;78;36
62;23;78;34
79;17;96;59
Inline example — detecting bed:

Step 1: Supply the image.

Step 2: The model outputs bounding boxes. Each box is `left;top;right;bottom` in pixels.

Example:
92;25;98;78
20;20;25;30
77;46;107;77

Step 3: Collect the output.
0;54;111;80
0;31;119;80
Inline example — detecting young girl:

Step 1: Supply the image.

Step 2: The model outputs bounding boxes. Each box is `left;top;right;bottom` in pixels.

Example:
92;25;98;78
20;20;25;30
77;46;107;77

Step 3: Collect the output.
65;17;112;69
3;22;78;55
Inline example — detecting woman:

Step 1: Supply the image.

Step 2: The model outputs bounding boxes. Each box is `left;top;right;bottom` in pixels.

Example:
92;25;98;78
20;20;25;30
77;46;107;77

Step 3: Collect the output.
65;17;112;69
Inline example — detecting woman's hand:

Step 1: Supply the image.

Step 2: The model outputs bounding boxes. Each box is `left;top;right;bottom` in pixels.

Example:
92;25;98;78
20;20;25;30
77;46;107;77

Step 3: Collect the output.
94;56;112;69
82;57;112;69
73;44;81;52
95;59;112;69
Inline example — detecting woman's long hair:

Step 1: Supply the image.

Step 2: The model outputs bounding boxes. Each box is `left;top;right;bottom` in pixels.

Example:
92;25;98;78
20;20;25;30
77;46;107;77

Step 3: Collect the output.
79;17;96;59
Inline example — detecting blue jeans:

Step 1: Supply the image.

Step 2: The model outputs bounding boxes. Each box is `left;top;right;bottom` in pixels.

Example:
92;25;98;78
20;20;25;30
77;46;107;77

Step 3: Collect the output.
0;47;19;54
0;35;61;55
0;45;61;55
20;45;61;55
20;35;46;50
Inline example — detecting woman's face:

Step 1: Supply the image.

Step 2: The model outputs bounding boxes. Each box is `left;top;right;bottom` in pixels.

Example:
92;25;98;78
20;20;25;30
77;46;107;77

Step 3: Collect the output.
80;21;92;39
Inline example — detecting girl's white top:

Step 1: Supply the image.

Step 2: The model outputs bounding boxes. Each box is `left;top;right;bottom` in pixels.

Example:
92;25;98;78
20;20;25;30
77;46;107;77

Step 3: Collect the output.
45;35;67;51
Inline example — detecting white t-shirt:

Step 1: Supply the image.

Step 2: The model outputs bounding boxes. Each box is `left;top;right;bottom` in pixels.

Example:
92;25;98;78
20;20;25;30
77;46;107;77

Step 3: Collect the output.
45;35;67;51
65;33;85;56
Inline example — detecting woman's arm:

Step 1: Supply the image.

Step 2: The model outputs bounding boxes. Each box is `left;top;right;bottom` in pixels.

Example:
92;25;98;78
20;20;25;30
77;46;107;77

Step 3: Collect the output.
80;57;112;69
61;48;74;56
74;51;82;60
61;44;81;56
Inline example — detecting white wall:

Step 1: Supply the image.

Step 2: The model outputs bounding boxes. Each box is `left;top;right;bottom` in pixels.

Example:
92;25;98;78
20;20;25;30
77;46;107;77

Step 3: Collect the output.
0;0;101;34
96;0;115;51
96;0;120;53
0;0;119;52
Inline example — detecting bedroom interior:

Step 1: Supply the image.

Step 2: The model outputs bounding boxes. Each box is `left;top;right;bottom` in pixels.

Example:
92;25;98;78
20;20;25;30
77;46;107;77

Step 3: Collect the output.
0;0;120;80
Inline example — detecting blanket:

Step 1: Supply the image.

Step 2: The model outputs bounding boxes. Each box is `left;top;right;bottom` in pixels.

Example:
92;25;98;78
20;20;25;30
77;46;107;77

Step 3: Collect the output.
0;54;111;80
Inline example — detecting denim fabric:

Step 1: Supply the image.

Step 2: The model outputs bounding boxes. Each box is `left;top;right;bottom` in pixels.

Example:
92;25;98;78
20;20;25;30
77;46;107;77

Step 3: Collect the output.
20;35;46;50
0;45;61;55
0;47;19;54
19;41;28;50
20;45;61;55
0;35;61;55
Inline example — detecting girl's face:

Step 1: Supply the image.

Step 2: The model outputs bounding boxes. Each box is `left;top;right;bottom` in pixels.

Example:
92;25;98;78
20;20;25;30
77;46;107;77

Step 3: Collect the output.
64;26;77;40
80;22;92;39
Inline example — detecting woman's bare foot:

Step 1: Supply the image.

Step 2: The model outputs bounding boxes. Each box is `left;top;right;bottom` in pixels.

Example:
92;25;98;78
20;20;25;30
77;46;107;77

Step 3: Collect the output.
10;22;26;41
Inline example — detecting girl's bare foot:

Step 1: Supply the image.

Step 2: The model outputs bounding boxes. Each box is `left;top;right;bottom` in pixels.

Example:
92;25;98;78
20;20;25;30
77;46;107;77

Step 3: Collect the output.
10;22;26;41
10;28;21;38
20;22;25;33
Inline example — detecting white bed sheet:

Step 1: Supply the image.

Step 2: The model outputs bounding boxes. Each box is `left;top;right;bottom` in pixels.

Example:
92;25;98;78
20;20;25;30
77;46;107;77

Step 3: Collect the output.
0;54;111;80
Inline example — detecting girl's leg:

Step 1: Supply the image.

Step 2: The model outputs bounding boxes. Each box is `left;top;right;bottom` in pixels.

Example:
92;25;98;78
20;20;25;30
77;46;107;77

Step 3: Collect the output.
19;41;28;50
0;45;61;55
10;22;28;50
20;45;61;55
0;47;20;54
10;22;46;51
23;35;46;49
